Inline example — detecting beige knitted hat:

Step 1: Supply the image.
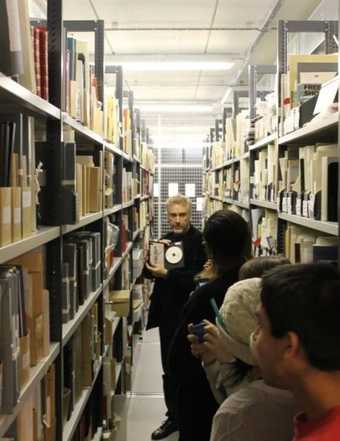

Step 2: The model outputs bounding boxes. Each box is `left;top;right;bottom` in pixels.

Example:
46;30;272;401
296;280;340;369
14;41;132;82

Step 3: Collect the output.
217;277;262;366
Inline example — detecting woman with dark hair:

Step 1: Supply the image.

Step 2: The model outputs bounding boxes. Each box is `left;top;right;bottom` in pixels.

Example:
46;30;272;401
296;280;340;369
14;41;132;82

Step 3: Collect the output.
167;209;251;441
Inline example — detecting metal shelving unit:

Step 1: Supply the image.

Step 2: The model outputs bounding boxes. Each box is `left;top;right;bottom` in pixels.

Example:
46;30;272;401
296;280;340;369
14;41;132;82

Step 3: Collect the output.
0;227;60;264
0;343;60;438
62;285;103;346
249;133;277;151
0;74;61;119
0;11;154;441
250;199;277;210
63;357;103;441
279;213;338;236
278;112;338;146
205;20;340;262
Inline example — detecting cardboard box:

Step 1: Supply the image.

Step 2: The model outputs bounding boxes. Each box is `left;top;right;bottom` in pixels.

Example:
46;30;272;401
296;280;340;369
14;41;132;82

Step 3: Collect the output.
11;187;22;242
19;333;31;387
89;167;102;212
109;290;130;317
0;187;12;246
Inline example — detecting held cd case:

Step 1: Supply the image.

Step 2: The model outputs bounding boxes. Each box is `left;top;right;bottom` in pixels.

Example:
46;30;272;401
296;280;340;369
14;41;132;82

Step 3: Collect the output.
149;241;184;269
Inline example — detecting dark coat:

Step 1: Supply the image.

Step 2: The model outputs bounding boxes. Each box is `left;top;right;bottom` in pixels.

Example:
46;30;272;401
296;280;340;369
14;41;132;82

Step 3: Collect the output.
146;225;206;336
168;267;241;386
167;267;241;441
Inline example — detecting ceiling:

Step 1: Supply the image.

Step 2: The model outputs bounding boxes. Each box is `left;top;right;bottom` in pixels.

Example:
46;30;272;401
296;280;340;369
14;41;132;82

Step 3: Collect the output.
32;0;325;144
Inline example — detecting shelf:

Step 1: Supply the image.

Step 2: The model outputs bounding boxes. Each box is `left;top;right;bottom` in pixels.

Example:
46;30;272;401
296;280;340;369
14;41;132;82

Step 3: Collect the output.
0;227;60;264
209;195;223;202
279;213;338;236
91;427;103;441
122;200;134;209
115;362;122;386
62;285;103;346
132;301;143;325
0;343;60;438
63;357;103;441
224;198;250;209
63;113;104;144
111;317;121;337
0;74;60;120
134;194;141;200
62;212;103;235
133;229;141;241
103;242;133;289
278;112;338;146
104;142;132;162
140;164;153;174
104;205;123;216
140;195;150;201
211;157;239;172
250;133;277;151
250;199;277;210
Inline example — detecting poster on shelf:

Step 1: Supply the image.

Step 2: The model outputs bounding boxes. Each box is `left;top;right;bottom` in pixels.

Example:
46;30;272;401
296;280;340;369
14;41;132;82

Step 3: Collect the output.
185;184;195;197
153;183;160;197
196;197;203;211
168;183;178;197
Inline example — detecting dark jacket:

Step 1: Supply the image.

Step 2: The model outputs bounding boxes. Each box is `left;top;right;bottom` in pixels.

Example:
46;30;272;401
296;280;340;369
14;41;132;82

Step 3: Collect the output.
146;225;206;335
168;266;241;386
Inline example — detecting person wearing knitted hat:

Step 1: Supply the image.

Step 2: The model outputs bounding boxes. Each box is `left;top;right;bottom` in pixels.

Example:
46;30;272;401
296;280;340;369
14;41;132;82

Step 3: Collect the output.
189;277;295;441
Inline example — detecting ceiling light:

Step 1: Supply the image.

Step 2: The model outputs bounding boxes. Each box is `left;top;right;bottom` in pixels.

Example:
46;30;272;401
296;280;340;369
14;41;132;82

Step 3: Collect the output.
139;104;213;113
117;61;234;72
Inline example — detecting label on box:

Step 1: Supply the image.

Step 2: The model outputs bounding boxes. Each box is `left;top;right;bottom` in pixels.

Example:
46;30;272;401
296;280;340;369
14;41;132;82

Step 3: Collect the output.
2;207;10;224
22;191;31;208
282;197;288;213
14;208;21;224
302;200;308;217
309;194;315;219
22;351;30;370
287;196;292;214
296;198;302;216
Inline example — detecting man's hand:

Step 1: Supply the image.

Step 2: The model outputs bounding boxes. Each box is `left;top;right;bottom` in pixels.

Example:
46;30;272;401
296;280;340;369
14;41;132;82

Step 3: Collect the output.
145;262;168;279
187;321;216;365
187;320;236;365
200;321;235;364
159;239;172;247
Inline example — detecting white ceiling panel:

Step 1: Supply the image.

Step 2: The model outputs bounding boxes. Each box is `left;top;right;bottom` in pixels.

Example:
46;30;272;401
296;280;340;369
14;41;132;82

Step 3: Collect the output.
195;86;228;101
63;0;95;20
214;0;278;27
124;71;201;85
105;30;208;54
93;0;216;27
126;85;198;101
206;30;259;54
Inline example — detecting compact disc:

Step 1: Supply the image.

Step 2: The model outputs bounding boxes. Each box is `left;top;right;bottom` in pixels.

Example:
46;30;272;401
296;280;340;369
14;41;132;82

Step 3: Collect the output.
165;245;183;265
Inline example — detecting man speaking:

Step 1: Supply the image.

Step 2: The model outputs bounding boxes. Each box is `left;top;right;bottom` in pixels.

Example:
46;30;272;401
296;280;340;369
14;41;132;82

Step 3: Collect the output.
146;195;206;439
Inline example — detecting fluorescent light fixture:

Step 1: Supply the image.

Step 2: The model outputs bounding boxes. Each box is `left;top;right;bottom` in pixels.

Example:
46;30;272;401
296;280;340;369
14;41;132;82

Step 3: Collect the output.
139;104;213;113
118;61;234;72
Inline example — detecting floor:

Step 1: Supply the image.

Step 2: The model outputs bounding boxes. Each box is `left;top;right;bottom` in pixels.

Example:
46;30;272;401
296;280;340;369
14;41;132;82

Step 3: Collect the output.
125;328;179;441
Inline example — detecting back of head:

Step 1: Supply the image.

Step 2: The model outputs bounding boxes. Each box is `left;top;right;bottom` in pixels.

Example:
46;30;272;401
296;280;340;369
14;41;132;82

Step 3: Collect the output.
239;255;290;280
220;277;262;365
261;263;340;371
203;210;251;272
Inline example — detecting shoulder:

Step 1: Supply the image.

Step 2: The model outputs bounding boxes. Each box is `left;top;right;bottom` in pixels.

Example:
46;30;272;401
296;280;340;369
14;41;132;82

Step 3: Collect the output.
187;225;203;240
189;277;230;305
217;381;295;420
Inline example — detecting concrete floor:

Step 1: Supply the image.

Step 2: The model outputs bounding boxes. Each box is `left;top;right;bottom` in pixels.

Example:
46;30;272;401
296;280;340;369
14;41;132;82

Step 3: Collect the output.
126;328;179;441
